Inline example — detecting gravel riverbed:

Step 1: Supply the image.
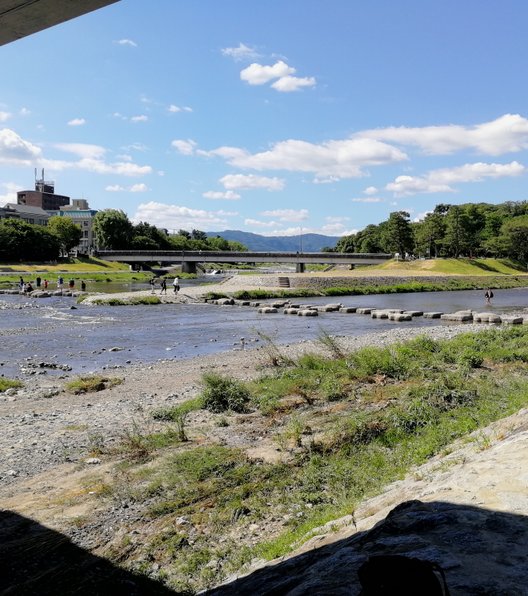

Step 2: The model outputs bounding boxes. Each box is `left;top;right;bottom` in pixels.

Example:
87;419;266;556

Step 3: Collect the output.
0;321;496;489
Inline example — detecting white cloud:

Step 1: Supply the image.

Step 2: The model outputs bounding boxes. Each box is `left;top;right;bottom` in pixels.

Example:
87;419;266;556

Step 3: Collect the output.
0;112;12;122
132;202;237;229
363;186;378;195
220;173;284;191
171;139;197;155
351;197;383;203
130;183;148;192
203;190;241;200
271;75;316;92
360;114;528;156
244;218;277;228
240;60;294;85
168;104;193;113
19;107;31;116
221;43;260;61
54;143;106;159
131;115;148;123
0;182;20;206
67;117;86;126
386;161;525;196
240;60;316;92
260;208;309;222
207;138;407;179
123;142;148;152
115;39;137;47
0;128;42;164
0;129;152;177
106;184;125;192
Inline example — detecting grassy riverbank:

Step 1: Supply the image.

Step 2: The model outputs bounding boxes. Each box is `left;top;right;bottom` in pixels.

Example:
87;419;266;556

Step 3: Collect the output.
204;274;528;302
91;325;528;592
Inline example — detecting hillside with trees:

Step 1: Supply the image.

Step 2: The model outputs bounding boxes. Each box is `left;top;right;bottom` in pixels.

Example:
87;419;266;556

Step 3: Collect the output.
336;201;528;264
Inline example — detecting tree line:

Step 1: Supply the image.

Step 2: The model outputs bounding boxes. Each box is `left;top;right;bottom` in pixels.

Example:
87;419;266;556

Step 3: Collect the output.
0;208;246;262
335;201;528;264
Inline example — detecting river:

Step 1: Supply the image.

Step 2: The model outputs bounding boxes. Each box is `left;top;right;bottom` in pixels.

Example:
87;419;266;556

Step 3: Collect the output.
1;287;527;379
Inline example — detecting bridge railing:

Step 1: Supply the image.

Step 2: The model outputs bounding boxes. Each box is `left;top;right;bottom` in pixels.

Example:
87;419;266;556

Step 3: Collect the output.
95;250;393;260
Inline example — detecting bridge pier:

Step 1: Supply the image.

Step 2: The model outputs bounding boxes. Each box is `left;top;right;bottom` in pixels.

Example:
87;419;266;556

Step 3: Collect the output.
182;261;197;274
296;262;305;273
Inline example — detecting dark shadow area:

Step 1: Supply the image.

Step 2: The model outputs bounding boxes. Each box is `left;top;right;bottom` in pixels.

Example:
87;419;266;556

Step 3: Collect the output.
207;500;528;595
0;510;177;595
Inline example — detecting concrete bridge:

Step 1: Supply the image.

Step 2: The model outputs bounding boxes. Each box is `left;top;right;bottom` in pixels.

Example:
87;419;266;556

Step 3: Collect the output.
95;250;393;274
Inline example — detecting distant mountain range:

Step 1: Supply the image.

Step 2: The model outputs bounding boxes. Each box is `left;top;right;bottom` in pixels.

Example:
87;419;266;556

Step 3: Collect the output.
207;230;341;252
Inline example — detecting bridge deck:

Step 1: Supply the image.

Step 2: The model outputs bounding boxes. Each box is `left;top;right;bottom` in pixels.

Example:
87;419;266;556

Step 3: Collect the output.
95;250;392;265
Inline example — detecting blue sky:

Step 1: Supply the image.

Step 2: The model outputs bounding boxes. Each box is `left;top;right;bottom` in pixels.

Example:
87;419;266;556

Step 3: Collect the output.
1;0;528;236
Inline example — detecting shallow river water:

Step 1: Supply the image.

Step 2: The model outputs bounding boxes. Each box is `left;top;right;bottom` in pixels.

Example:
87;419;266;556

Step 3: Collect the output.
0;287;527;378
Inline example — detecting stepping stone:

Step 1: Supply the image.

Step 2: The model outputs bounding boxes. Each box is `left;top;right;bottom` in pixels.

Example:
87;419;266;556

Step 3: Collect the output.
441;313;474;321
501;316;523;325
258;307;278;314
356;308;373;314
283;308;299;315
403;310;423;317
271;301;289;308
339;307;357;313
371;310;390;319
389;313;412;321
298;309;318;317
473;312;498;323
423;312;444;318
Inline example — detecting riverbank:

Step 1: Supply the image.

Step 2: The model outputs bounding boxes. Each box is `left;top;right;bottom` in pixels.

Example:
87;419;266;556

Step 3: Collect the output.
2;319;528;592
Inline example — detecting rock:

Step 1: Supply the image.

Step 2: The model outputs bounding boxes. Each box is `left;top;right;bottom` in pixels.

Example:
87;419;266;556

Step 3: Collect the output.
403;310;423;317
257;307;278;314
210;500;528;595
371;310;390;319
298;309;319;317
501;316;523;325
389;313;412;321
356;308;373;315
283;308;299;315
339;307;357;313
440;312;474;322
109;346;124;352
473;312;502;323
84;457;101;465
423;312;443;319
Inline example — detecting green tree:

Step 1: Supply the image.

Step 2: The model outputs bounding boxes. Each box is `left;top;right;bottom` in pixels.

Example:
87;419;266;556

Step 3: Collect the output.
355;224;384;253
443;206;472;257
133;221;171;249
381;211;414;256
413;212;445;258
47;215;82;254
499;215;528;263
0;219;60;261
92;209;134;249
335;234;356;253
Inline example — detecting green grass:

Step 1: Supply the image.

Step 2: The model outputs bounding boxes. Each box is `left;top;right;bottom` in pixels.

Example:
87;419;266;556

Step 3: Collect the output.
0;378;23;392
373;257;527;275
97;326;528;592
65;375;124;394
90;296;162;305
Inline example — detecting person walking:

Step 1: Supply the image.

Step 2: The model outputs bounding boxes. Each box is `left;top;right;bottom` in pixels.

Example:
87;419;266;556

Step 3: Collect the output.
149;278;156;294
173;276;180;294
484;288;494;304
160;278;167;294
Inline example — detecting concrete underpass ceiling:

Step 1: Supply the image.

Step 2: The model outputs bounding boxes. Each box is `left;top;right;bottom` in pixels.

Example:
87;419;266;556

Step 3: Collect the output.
0;0;120;46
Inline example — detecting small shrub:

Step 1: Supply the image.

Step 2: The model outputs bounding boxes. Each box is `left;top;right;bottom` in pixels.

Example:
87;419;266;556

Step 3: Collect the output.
201;373;251;413
65;375;123;394
0;378;23;392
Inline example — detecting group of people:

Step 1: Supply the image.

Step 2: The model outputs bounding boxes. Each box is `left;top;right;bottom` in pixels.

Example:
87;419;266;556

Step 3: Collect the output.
17;276;86;293
150;276;180;295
